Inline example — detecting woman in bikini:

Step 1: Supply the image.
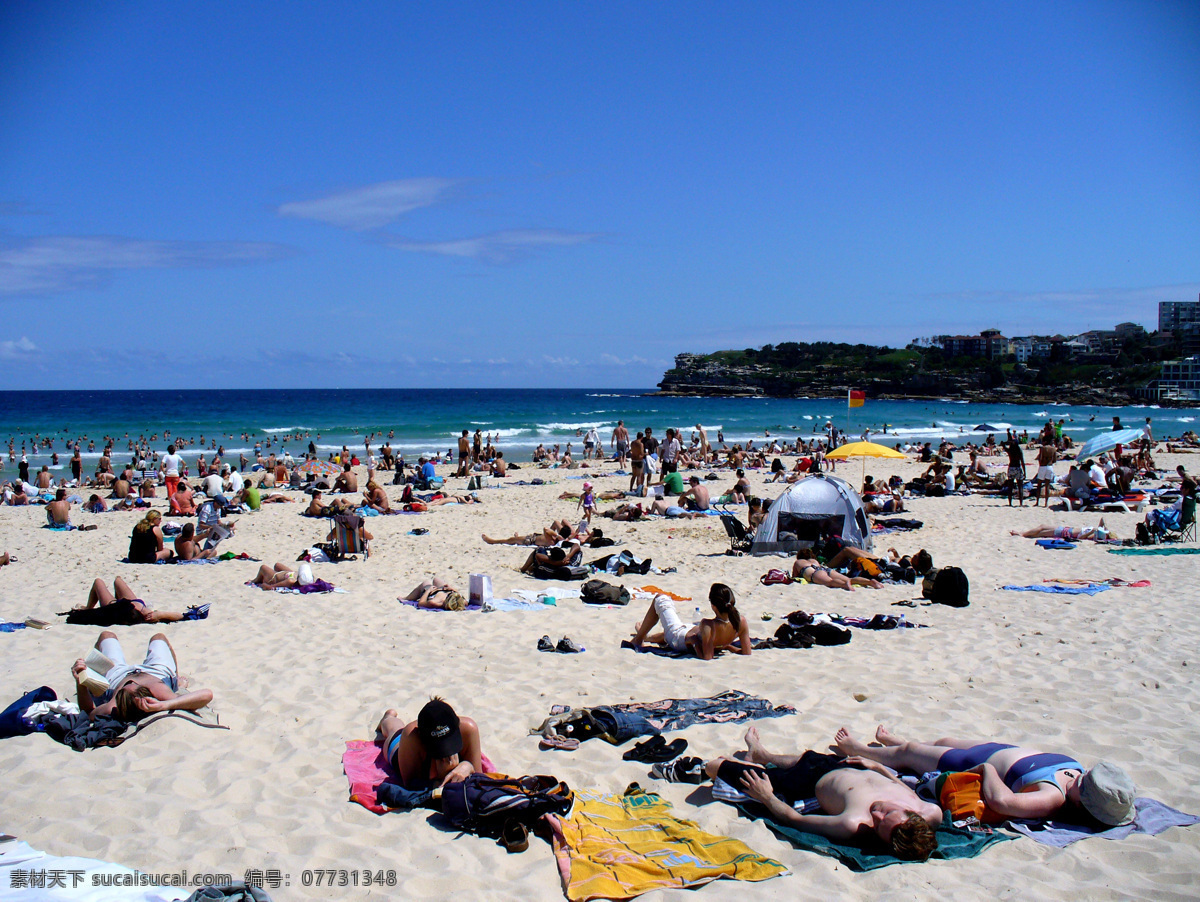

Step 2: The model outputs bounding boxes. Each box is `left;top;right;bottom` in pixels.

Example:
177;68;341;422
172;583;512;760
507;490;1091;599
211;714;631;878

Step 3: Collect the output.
250;562;302;588
402;578;466;610
833;725;1135;825
72;576;208;623
628;583;752;660
792;548;883;591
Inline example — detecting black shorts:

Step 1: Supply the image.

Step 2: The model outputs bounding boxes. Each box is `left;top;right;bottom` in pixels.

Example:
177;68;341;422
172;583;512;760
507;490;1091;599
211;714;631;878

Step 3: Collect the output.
717;751;852;803
663;461;678;474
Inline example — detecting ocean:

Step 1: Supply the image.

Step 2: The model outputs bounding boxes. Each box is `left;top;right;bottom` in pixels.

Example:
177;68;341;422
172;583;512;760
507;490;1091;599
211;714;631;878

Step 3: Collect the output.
1;389;1196;472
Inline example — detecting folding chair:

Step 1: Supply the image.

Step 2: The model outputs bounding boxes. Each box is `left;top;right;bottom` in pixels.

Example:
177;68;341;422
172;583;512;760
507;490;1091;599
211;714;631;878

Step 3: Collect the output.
718;513;754;555
325;511;370;560
1165;496;1197;543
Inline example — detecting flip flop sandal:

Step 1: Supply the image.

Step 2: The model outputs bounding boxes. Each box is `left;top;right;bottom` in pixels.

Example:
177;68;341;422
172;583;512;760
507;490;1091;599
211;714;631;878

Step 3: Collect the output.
500;819;529;854
623;735;666;761
641;738;688;764
539;735;581;751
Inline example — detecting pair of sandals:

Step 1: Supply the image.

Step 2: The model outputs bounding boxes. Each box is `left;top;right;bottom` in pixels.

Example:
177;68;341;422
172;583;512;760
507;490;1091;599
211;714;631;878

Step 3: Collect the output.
538;635;583;653
622;734;688;763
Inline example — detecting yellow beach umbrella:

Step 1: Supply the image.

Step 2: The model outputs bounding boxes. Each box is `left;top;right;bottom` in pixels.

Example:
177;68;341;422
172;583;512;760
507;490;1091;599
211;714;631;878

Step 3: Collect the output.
824;441;907;461
824;440;907;484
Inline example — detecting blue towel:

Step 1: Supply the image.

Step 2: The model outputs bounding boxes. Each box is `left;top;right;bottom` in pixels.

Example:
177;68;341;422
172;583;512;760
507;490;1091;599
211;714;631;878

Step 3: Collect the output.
1008;798;1197;847
1001;584;1110;595
1035;539;1076;550
0;623;28;632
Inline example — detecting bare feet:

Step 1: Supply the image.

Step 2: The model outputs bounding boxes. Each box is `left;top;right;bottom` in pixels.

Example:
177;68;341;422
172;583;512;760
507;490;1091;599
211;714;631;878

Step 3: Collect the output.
875;725;903;746
834;726;870;757
743;725;769;763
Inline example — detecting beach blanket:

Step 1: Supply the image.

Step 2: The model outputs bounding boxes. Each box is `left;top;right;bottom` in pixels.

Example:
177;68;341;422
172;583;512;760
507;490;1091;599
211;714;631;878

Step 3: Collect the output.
0;622;27;632
735;802;1013;870
397;597;482;612
1045;578;1151;588
547;788;787;901
1000;584;1111;595
270;580;341;595
341;739;495;814
1108;546;1200;556
482;598;551;612
1007;798;1198;847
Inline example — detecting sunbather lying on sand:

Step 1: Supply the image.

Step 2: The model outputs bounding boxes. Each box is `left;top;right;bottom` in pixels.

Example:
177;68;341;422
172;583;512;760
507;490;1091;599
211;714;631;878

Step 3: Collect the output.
627;584;751;659
402;578;466;610
73;630;213;723
73;577;206;623
1010;520;1114;541
250;562;303;588
377;697;481;788
653;726;940;861
646;498;706;519
483;523;573;546
793;548;883;590
426;492;481;506
834;725;1135;826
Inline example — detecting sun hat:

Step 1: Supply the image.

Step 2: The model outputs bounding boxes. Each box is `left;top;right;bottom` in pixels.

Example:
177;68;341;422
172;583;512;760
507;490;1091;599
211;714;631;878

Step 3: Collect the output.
1079;761;1136;826
583;482;593;490
417;699;462;759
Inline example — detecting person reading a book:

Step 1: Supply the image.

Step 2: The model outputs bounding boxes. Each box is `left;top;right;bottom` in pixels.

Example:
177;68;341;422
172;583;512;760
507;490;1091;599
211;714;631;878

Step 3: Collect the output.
72;630;213;723
376;697;482;788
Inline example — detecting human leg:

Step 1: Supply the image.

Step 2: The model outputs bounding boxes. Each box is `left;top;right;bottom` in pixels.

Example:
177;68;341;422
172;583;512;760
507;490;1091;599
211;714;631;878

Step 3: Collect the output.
87;579;115;609
629;599;663;648
833;726;953;773
113;577;137;600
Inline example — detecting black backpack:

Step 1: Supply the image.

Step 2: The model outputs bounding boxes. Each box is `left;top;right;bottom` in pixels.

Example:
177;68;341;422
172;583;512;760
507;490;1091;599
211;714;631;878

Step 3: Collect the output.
924;566;969;606
440;774;574;838
581;579;631;605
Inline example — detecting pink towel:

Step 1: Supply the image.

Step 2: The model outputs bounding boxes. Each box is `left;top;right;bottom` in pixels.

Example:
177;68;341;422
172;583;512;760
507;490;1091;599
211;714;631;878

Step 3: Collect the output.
343;739;496;814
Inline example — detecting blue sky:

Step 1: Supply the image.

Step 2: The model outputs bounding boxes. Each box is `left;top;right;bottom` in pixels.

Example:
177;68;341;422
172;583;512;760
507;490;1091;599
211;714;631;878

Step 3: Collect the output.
2;1;1198;388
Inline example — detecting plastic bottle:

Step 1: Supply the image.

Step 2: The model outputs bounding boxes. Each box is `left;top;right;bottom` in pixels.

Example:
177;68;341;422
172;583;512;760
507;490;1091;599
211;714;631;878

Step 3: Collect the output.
694;606;702;625
898;613;908;632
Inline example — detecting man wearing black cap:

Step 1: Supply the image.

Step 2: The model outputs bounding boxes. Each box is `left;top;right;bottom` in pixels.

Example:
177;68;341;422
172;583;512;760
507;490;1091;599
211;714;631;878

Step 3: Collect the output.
377;698;482;788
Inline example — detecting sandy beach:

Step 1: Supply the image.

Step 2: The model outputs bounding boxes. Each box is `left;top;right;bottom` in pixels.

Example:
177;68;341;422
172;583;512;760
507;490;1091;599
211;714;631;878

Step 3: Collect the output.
2;448;1199;901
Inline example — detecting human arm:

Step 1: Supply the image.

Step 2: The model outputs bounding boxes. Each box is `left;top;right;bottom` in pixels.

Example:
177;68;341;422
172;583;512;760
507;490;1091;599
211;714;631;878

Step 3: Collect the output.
135;688;213;715
739;771;856;839
72;660;97;715
971;763;1066;819
736;617;753;655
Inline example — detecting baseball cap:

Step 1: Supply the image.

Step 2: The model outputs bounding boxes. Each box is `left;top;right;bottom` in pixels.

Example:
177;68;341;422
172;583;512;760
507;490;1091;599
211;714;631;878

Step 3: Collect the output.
417;699;462;759
1079;761;1136;826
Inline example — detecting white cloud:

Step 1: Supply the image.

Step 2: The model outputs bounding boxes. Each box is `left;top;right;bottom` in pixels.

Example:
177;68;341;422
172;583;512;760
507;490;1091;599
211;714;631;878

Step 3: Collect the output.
543;354;580;366
0;336;37;358
0;235;296;296
278;178;459;230
599;353;650;366
383;229;599;265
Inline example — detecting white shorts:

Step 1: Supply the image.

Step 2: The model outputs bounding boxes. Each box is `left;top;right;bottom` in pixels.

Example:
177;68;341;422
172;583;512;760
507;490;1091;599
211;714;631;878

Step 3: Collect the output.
98;636;178;701
1037;466;1055;481
654;596;690;653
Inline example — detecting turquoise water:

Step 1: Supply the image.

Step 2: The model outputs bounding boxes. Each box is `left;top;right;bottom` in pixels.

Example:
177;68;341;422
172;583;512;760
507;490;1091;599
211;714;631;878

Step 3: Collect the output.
0;389;1195;472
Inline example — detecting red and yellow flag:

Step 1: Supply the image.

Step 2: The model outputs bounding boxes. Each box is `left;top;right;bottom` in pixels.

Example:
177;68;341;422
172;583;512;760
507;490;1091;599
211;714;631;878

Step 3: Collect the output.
848;390;865;408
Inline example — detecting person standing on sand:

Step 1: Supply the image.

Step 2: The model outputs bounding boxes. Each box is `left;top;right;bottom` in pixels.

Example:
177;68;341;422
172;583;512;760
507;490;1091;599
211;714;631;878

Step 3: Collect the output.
1032;441;1057;506
1003;431;1025;507
456;430;470;477
611;421;629;467
629;432;646;494
696;423;710;464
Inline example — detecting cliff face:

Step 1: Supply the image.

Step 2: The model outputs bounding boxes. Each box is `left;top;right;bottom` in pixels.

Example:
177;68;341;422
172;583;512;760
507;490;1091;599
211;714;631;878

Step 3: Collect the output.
656;353;1142;404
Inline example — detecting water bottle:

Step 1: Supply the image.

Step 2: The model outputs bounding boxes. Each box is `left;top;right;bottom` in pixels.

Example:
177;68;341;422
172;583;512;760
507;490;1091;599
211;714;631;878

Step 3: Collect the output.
898;613;908;632
694;606;702;625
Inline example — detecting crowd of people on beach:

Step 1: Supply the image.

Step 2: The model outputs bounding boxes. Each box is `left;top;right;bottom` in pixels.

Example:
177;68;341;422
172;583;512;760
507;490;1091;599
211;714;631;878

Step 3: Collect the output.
3;410;1198;879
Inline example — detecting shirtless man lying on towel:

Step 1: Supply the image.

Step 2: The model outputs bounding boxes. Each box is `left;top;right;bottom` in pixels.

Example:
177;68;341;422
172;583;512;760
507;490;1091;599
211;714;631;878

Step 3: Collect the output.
653;726;940;861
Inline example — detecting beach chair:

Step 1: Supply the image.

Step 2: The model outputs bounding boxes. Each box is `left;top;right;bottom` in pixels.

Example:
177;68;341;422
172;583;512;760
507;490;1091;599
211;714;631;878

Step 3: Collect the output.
719;513;754;555
327;512;370;560
1163;496;1197;543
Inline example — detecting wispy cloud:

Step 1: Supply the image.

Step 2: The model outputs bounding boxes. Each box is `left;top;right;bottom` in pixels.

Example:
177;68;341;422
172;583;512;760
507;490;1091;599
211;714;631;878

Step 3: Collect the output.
600;353;650;367
278;178;459;230
0;336;37;358
542;354;580;367
383;229;599;265
0;235;296;296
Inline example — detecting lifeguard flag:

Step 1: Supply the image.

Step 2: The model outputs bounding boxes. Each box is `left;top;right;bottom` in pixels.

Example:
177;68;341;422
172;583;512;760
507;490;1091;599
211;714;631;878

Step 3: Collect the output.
848;390;866;408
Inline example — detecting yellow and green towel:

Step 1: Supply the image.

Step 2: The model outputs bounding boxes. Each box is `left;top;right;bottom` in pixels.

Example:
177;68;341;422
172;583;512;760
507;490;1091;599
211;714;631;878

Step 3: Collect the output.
547;787;786;901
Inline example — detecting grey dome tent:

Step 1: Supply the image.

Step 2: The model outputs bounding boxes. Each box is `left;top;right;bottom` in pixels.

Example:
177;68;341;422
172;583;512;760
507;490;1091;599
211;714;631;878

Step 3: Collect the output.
750;474;872;555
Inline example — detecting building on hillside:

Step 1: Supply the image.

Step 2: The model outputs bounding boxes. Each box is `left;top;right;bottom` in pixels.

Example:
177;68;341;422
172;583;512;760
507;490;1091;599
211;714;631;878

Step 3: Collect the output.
938;329;1009;359
1158;355;1200;401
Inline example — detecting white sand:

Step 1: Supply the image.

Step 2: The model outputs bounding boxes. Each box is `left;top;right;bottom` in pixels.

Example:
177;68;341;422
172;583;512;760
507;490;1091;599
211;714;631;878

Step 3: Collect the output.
2;450;1198;900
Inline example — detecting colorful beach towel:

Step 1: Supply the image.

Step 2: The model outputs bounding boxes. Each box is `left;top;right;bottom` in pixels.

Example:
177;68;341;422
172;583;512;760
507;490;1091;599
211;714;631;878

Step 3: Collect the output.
736;803;1014;871
1108;546;1200;556
1000;584;1110;595
342;739;495;814
547;788;786;901
1007;797;1198;847
1035;539;1076;550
